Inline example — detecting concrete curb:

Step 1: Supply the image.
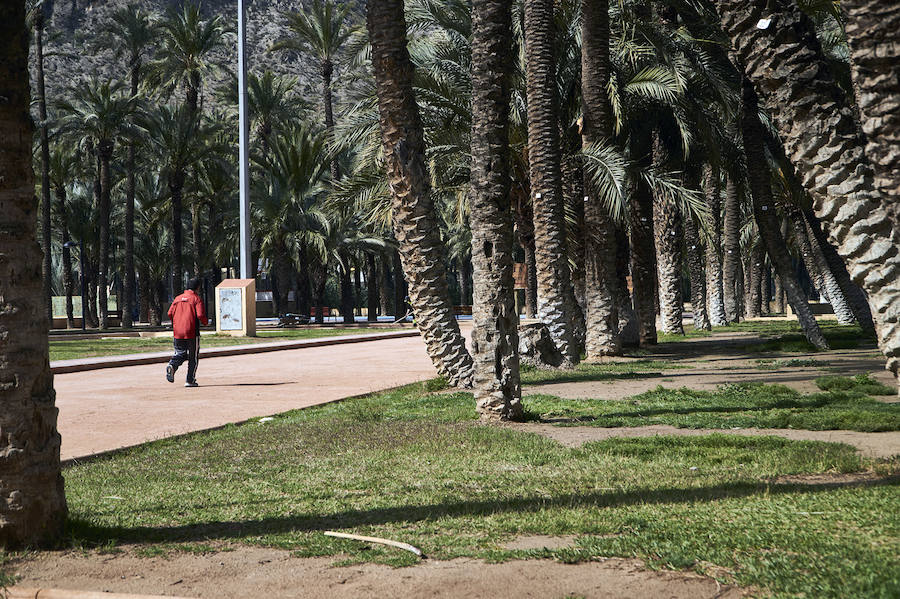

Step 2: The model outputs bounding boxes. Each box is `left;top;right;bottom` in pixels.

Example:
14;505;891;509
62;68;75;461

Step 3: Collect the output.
50;330;420;375
6;588;195;599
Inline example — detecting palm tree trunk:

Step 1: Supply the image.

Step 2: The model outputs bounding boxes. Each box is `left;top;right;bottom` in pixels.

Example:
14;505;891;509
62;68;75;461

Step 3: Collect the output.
805;209;875;332
0;2;67;545
740;80;827;349
746;241;763;319
366;252;378;322
704;165;727;326
842;0;900;227
367;0;474;387
56;186;76;329
98;145;114;330
296;247;311;317
122;66;140;329
191;202;202;279
722;175;741;323
653;166;685;334
716;0;899;386
353;261;362;316
469;0;521;420
322;59;340;181
761;265;771;314
392;250;406;319
340;251;354;324
34;12;53;324
523;0;581;363
311;262;326;324
789;207;855;325
628;127;657;345
615;225;640;346
684;199;710;331
169;173;185;295
581;0;621;357
378;254;391;316
774;274;785;314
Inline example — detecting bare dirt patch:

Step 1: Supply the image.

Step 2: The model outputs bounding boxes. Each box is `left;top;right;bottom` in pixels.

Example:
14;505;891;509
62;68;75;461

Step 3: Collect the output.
12;546;745;599
500;535;577;550
507;423;900;458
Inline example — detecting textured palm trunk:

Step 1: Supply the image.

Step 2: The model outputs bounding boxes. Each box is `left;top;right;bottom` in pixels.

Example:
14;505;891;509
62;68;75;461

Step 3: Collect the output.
717;0;900;385
704;166;727;326
790;207;855;325
469;0;522;420
628;126;657;345
392;250;406;319
740;80;827;349
581;0;621;357
340;251;354;324
842;0;900;227
366;252;378;322
721;175;741;322
367;0;474;387
805;209;875;332
322;60;340;182
191;202;202;279
311;262;326;324
684;204;710;331
653;186;684;334
761;265;771;314
378;254;392;316
97;144;114;330
745;241;763;319
523;0;580;364
123;64;140;329
169;172;185;296
56;186;76;328
0;2;67;545
34;14;53;324
773;274;785;314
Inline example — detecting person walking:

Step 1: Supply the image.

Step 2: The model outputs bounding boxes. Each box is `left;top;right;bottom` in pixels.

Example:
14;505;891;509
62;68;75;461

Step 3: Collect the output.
166;278;208;387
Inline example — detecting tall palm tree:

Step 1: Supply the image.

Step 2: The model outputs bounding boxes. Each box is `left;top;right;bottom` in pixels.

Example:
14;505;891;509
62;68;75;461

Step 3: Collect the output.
273;0;356;180
0;0;67;547
740;79;827;349
27;0;53;322
57;79;140;330
581;0;621;357
704;165;728;326
94;4;156;328
366;0;474;388
842;1;900;228
522;0;580;363
143;105;218;294
715;0;900;388
469;0;521;420
721;173;742;322
151;1;225;117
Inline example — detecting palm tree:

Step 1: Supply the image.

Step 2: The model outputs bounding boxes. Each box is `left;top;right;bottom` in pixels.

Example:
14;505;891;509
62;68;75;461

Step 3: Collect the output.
94;4;156;328
469;0;521;420
253;124;330;315
842;1;900;228
27;0;53;322
740;79;827;349
57;79;140;330
580;0;621;357
151;1;225;116
273;0;356;180
522;0;580;363
143;105;218;294
366;0;474;388
715;0;900;388
49;144;81;328
0;0;67;546
704;165;728;326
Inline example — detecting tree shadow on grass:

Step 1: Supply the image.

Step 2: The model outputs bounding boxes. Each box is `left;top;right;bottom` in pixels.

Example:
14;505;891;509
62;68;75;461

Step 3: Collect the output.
524;371;665;386
65;476;899;546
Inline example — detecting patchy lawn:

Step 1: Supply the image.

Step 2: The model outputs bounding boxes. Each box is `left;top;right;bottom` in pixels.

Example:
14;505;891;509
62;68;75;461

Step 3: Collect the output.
6;382;896;598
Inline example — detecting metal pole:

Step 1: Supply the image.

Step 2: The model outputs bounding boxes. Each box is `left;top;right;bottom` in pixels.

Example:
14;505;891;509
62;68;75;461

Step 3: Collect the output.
237;0;252;279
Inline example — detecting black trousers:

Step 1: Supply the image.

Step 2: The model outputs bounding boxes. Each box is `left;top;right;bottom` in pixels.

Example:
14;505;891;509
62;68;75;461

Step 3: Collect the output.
169;337;200;382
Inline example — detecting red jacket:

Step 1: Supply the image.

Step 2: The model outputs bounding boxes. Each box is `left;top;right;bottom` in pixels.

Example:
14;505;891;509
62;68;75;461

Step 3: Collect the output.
168;289;208;339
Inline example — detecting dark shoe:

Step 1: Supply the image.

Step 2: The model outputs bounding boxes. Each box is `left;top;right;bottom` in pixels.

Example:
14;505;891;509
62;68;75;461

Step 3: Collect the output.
166;365;174;383
185;380;199;388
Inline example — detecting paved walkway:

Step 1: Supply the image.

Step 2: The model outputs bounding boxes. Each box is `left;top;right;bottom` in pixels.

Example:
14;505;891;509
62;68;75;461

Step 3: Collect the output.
55;333;443;461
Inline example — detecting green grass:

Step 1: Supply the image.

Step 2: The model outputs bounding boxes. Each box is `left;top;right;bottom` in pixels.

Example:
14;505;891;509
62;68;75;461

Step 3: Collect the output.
520;359;681;385
5;382;895;597
755;358;824;370
48;327;411;361
523;382;900;432
815;374;897;396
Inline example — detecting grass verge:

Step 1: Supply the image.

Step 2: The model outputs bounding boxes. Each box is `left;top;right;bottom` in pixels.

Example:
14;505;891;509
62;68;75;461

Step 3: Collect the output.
48;327;410;361
524;382;900;432
4;382;896;598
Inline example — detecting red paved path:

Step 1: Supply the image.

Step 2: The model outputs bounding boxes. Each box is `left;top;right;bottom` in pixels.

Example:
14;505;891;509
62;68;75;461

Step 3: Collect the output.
55;332;453;461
